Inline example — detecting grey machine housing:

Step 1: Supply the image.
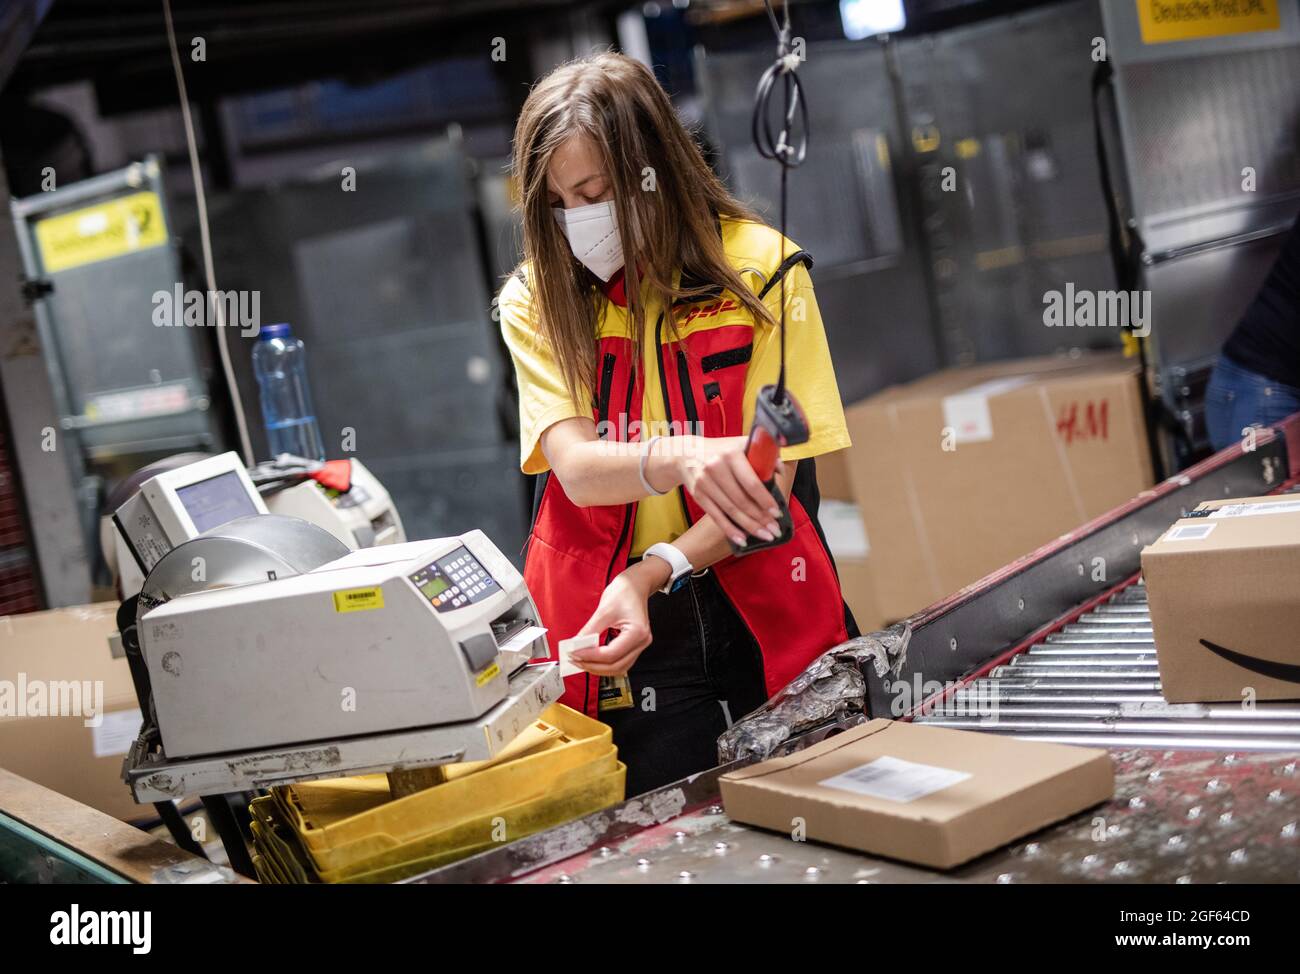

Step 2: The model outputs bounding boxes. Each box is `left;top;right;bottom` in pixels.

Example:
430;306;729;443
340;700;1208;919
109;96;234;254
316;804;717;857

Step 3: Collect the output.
138;528;550;759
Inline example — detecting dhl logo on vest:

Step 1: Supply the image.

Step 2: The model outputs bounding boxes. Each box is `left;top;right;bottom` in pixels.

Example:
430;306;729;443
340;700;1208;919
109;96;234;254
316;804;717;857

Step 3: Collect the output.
681;298;739;325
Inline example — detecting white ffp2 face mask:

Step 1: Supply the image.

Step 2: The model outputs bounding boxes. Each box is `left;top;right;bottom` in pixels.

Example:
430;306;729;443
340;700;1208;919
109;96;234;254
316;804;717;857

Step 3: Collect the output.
553;201;624;282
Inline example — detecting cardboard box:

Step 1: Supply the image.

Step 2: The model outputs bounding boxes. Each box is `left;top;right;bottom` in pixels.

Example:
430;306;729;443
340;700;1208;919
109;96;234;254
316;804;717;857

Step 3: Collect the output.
814;450;889;632
1142;495;1300;703
816;483;888;632
842;351;1152;622
835;556;887;635
0;603;148;822
814;448;855;502
720;718;1113;869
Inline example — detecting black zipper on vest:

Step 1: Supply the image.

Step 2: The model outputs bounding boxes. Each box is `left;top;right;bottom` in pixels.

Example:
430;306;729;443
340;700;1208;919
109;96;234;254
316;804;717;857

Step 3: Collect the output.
676;350;700;431
655;312;694;527
594;361;638;719
596;352;616;432
605;364;638;584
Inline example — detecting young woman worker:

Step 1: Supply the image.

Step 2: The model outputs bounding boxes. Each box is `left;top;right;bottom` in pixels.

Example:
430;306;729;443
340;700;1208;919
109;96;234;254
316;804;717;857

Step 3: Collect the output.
498;52;857;797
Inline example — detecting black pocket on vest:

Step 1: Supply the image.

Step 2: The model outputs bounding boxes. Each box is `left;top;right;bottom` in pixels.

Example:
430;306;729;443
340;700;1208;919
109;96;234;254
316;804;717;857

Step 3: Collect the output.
701;343;753;373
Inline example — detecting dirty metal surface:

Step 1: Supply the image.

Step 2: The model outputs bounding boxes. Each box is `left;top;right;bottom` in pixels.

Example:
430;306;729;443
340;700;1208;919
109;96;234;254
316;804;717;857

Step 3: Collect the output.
125;662;562;801
509;747;1300;884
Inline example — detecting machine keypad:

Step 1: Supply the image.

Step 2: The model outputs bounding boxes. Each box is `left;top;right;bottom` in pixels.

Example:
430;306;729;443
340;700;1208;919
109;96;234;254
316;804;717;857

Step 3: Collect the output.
408;545;500;613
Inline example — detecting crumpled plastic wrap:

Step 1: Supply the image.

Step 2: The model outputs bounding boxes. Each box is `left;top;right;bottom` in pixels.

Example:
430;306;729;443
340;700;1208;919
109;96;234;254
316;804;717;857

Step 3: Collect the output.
717;622;912;763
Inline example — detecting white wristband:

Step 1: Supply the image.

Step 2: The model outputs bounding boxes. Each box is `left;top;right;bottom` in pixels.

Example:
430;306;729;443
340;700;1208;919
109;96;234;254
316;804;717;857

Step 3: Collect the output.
643;542;693;594
639;435;669;496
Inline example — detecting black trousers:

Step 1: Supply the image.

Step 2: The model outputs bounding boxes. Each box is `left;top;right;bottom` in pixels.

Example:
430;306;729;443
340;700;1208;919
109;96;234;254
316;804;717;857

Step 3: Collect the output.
597;566;769;797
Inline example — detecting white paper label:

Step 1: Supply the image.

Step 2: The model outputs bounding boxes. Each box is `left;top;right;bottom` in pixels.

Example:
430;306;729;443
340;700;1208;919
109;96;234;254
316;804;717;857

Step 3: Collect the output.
1166;522;1216;541
940;377;1030;444
1209;499;1300;519
558;633;599;679
496;624;547;658
91;708;143;758
819;499;870;559
819;754;971;803
85;383;189;422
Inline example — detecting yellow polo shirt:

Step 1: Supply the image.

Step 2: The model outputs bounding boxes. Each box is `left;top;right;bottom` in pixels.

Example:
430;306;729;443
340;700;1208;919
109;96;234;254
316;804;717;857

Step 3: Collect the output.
498;217;850;556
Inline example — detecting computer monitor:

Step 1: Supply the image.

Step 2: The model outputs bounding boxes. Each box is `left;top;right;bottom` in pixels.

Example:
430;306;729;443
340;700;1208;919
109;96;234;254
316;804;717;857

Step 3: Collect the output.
113;452;268;573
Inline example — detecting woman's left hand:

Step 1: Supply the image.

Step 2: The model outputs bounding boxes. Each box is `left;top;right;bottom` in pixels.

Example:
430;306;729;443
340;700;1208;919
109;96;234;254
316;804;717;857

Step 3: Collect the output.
673;435;784;548
568;560;669;676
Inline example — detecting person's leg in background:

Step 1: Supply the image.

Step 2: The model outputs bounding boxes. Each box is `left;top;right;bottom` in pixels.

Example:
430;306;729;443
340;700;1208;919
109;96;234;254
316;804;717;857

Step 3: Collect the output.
1205;354;1300;452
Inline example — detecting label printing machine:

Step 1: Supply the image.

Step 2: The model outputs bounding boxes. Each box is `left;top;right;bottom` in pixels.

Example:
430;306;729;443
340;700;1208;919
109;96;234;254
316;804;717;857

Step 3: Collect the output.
401;416;1300;885
109;452;562;874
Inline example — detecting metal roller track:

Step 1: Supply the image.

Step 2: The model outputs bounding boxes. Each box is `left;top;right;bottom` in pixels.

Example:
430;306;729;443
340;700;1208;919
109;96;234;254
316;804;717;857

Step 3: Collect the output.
914;579;1300;750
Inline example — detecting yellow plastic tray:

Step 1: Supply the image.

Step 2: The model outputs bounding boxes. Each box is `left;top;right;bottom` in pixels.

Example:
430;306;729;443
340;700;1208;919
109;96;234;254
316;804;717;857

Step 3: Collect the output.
276;704;614;863
251;828;298;885
266;719;567;829
312;756;623;879
250;762;626;884
250;799;316;884
323;762;627;884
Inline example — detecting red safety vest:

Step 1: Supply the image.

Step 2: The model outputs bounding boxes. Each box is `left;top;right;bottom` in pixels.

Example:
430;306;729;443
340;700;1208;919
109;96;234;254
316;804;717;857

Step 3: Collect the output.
522;252;856;718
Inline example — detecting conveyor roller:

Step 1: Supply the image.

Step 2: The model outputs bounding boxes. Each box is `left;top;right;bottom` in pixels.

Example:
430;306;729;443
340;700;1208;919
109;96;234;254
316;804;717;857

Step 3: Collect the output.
914;579;1300;749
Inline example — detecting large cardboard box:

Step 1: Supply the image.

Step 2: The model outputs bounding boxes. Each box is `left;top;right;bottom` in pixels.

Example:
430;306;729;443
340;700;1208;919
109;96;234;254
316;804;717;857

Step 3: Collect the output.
842;352;1152;622
720;718;1113;869
0;603;147;822
1142;495;1300;703
813;448;855;502
814;450;887;633
835;557;887;635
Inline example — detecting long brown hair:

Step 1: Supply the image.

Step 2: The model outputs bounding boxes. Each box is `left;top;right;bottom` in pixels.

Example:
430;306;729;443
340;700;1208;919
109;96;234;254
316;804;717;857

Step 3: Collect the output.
511;51;777;410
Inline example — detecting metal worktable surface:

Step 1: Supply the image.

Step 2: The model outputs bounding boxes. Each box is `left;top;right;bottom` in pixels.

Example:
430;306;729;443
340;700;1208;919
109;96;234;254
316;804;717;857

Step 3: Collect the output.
526;745;1300;884
409;724;1299;884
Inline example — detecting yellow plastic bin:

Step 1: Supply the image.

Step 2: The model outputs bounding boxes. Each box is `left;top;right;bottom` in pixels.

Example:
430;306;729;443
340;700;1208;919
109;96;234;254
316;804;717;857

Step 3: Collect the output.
266;718;568;831
317;759;626;882
263;704;623;879
250;798;317;884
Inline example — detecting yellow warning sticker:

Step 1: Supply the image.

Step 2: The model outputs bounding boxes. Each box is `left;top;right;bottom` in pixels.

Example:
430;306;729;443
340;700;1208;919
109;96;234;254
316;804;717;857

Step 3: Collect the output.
475;663;501;687
33;191;168;273
1136;0;1280;45
333;587;385;613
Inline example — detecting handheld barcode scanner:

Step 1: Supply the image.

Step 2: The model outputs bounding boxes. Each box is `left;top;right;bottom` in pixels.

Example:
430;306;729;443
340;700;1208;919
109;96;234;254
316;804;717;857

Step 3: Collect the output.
730;384;808;556
730;0;811;558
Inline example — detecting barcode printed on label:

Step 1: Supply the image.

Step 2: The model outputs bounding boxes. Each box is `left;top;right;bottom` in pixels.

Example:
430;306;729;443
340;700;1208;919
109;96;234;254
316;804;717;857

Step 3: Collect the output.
818;755;971;803
1166;523;1216;541
1211;499;1300;519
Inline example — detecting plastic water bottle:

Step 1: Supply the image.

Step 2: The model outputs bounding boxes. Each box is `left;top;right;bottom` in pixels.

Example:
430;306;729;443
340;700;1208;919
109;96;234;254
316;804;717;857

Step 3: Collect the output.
252;322;326;461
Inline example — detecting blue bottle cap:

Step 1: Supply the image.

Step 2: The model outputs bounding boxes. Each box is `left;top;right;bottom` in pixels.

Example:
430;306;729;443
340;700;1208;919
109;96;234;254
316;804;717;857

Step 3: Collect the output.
259;322;292;340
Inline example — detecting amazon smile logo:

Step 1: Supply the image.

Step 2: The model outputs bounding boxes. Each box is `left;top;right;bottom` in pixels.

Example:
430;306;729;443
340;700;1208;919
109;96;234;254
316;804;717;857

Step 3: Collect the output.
1199;639;1300;684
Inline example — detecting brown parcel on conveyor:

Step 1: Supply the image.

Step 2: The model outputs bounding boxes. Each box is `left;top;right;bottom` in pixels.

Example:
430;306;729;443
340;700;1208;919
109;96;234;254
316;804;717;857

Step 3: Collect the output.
1142;494;1300;704
720;719;1114;870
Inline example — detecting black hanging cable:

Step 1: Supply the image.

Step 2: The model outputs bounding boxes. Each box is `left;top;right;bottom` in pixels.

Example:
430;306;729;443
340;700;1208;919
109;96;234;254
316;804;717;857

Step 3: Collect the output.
750;0;808;404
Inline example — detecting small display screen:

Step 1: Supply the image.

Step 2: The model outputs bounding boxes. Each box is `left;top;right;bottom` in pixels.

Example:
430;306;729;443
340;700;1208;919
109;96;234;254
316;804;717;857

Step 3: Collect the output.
420;577;450;600
176;471;259;533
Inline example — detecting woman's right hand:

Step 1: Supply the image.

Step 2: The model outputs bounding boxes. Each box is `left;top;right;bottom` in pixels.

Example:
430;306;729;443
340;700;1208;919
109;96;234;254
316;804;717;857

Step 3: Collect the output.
671;435;783;547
